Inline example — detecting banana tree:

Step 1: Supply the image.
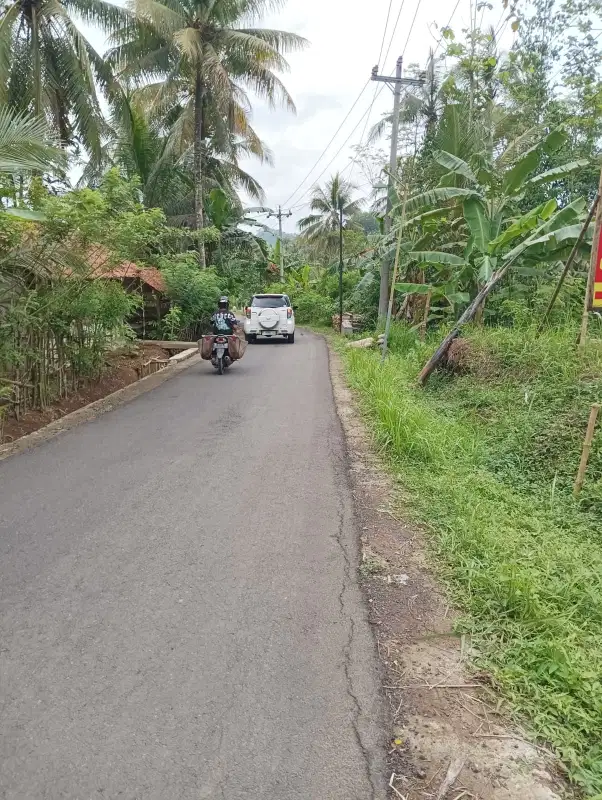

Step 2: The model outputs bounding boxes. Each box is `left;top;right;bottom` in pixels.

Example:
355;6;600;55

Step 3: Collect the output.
411;195;592;384
390;127;589;322
394;197;590;320
445;129;587;284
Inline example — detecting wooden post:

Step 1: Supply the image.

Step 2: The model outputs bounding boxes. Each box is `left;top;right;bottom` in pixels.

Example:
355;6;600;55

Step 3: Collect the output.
577;168;602;348
420;290;432;341
539;195;598;332
574;403;600;496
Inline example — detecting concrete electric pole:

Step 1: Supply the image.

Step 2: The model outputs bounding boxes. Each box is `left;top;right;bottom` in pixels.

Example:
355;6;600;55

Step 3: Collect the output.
267;206;293;281
371;57;424;321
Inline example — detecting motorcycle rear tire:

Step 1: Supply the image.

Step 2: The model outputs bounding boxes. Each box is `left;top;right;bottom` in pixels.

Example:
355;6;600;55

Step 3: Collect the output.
217;356;224;375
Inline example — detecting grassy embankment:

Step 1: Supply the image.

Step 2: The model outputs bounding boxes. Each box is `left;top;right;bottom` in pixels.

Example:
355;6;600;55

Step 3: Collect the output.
342;320;602;797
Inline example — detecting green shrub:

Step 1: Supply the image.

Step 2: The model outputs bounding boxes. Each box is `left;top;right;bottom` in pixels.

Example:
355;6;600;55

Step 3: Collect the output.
348;270;379;326
218;256;267;308
317;269;362;301
159;254;223;335
292;290;334;326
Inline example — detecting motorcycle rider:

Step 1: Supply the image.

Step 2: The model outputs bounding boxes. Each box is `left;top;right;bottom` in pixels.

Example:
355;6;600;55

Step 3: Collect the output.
210;296;238;335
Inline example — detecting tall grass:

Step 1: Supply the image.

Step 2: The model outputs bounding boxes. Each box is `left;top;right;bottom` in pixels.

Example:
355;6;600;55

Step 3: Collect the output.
343;321;602;797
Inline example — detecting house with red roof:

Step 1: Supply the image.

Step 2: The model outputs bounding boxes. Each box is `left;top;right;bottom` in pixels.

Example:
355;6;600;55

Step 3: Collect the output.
84;246;170;337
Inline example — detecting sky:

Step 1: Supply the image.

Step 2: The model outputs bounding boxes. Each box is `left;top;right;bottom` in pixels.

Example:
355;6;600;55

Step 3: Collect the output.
83;0;516;233
231;0;516;231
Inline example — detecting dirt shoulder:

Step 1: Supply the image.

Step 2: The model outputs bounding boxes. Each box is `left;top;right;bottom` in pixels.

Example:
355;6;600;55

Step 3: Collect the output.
0;346;201;462
328;345;568;800
1;344;171;445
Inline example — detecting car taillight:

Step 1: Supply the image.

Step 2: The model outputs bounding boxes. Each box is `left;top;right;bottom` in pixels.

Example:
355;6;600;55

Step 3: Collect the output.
287;307;293;319
246;307;251;319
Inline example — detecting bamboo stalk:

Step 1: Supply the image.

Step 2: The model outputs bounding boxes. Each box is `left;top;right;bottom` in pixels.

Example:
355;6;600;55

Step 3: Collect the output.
0;378;34;388
573;403;600;497
539;195;598;332
381;187;408;362
578;169;602;348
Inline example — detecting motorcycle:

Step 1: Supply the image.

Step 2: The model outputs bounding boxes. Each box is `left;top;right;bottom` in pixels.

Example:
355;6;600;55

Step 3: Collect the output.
199;331;246;373
211;335;232;375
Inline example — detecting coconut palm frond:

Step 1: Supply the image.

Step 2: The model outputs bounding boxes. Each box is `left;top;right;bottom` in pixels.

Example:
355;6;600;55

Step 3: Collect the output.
0;106;65;174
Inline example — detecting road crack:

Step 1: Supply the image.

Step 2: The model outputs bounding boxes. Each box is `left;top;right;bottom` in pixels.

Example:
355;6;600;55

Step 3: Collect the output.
334;496;378;800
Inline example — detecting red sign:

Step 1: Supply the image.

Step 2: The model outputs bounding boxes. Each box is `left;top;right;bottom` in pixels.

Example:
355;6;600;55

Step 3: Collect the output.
592;222;602;309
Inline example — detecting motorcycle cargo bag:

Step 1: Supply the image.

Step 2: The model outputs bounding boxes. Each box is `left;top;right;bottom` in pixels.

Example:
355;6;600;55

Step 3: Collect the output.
228;336;247;361
199;336;213;360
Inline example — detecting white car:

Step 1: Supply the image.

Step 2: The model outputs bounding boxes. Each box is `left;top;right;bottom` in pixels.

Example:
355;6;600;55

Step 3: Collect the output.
243;294;295;344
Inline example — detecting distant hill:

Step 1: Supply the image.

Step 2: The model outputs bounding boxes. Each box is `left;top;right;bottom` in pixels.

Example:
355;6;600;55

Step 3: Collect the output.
253;226;295;247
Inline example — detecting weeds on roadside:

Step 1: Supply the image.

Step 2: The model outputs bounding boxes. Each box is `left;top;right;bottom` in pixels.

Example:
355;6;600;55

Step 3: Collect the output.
342;320;602;796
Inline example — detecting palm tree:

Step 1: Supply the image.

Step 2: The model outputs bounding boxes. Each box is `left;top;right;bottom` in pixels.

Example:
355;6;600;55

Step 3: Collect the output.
298;173;362;256
0;0;128;160
130;87;272;202
78;95;270;223
108;0;306;266
0;107;65;177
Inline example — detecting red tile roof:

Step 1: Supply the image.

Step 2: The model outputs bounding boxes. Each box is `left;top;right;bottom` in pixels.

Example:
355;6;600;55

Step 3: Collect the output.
84;245;167;293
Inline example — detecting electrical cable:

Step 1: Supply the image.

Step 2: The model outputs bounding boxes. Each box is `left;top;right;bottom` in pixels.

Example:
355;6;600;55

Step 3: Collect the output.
432;0;463;57
377;0;394;68
280;0;407;208
401;0;424;58
281;81;370;208
287;93;387;209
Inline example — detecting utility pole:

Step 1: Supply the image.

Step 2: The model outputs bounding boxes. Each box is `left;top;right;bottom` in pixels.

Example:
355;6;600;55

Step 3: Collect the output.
371;57;424;321
339;201;344;334
381;186;408;361
267;205;292;281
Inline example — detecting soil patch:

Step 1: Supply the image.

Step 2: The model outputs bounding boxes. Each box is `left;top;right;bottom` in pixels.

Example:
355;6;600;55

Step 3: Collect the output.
328;346;569;800
1;344;170;445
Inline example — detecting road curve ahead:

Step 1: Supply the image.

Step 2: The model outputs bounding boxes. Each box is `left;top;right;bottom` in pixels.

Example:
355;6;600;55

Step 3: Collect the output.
0;331;385;800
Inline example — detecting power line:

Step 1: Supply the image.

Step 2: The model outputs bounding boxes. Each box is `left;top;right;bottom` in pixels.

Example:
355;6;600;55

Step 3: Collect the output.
288;93;387;210
381;0;406;69
296;10;601;217
492;7;507;39
281;0;405;209
432;0;463;57
377;0;395;67
348;0;412;185
281;81;370;208
401;0;424;57
324;0;426;197
348;85;381;183
348;0;424;189
293;18;601;216
349;0;425;189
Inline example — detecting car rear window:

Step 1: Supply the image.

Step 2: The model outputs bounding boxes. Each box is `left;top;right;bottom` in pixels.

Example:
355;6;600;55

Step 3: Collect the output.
251;296;287;308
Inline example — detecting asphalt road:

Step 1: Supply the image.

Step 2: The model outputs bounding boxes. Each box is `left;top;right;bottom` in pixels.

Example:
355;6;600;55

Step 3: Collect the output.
0;331;385;800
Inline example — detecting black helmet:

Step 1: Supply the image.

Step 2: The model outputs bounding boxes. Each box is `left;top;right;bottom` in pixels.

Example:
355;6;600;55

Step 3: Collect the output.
218;295;229;310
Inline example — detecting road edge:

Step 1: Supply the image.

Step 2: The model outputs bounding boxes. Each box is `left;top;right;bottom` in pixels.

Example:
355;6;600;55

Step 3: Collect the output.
0;353;203;463
324;338;567;800
325;337;390;799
